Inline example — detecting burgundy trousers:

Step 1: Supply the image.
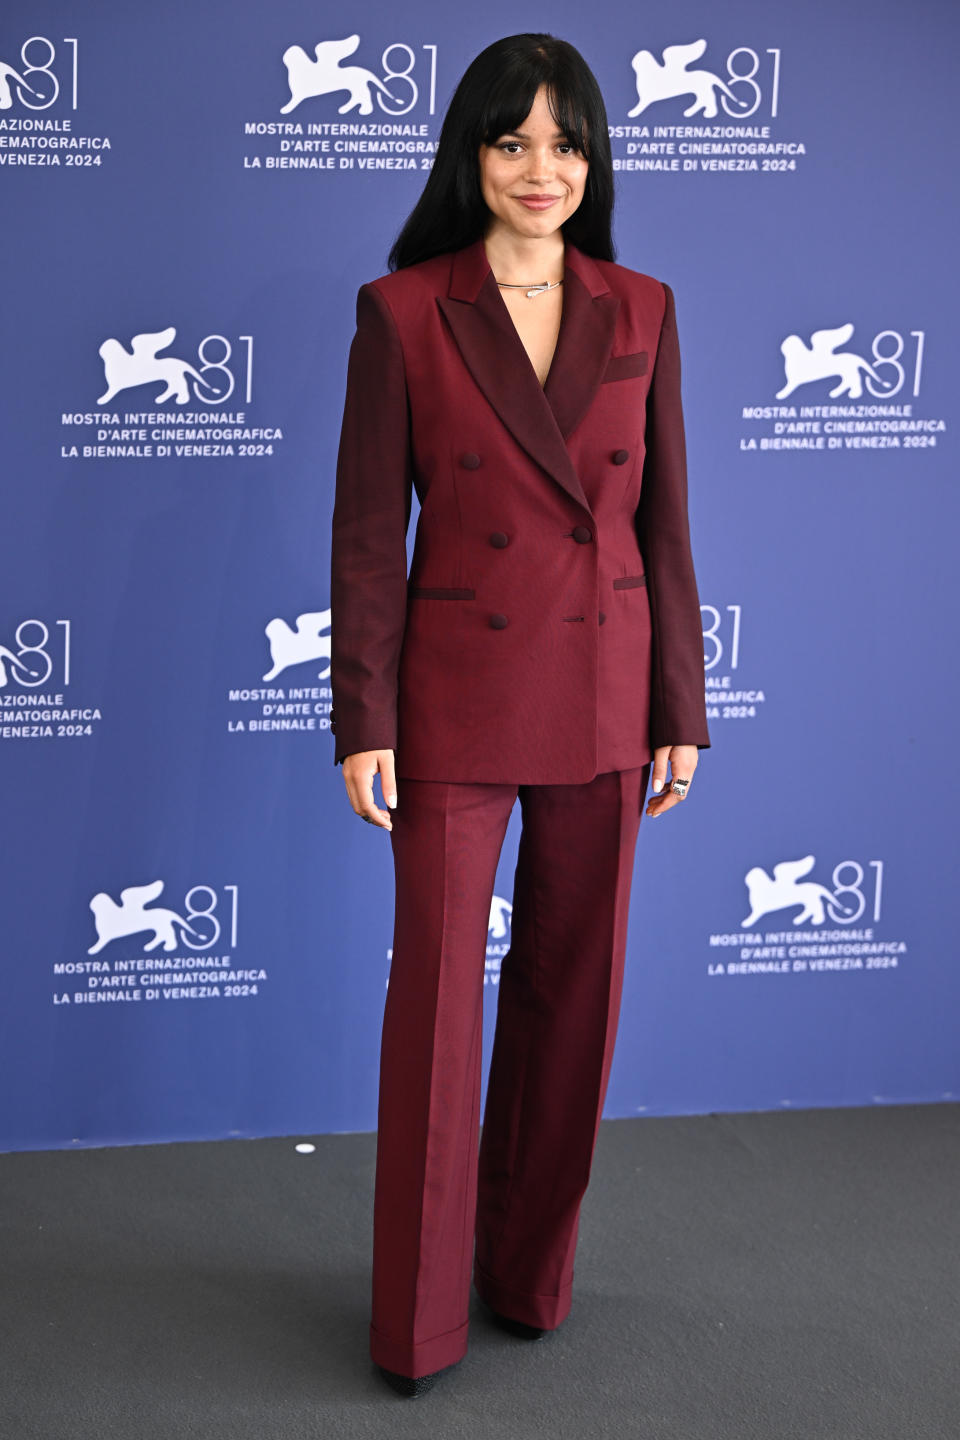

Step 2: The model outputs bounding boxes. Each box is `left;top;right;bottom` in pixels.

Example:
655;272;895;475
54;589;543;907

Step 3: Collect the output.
369;761;652;1377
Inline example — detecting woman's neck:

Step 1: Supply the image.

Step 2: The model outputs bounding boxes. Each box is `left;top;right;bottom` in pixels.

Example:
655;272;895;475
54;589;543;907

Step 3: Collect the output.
482;229;566;285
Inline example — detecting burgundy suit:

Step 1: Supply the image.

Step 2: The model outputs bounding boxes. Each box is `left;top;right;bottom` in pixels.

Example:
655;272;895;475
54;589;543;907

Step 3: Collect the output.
329;234;710;1377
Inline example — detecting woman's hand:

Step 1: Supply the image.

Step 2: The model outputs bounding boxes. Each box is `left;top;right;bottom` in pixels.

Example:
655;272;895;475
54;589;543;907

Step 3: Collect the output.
342;750;397;831
644;744;699;819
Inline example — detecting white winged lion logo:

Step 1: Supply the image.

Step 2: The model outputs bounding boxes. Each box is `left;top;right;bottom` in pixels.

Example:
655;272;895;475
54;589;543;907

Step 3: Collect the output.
742;856;857;927
97;328;227;405
88;880;208;954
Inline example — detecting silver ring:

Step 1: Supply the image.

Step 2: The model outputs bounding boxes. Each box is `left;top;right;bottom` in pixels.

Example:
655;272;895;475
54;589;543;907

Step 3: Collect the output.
671;777;690;797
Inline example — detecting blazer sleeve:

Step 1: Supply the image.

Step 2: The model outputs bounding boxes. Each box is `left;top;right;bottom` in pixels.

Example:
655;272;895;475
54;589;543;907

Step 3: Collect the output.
329;282;413;766
634;280;711;751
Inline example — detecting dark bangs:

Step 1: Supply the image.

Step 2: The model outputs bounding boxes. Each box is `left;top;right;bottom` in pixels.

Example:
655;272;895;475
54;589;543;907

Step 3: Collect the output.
475;50;594;160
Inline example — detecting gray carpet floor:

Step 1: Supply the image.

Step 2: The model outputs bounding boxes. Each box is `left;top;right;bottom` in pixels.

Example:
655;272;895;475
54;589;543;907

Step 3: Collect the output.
1;1103;957;1439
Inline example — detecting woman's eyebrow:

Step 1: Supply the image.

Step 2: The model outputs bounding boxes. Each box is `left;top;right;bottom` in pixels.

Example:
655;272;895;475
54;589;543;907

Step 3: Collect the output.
501;129;569;139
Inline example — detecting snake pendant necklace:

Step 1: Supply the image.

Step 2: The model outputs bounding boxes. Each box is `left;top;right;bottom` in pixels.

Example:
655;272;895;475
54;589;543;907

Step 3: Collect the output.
495;278;564;299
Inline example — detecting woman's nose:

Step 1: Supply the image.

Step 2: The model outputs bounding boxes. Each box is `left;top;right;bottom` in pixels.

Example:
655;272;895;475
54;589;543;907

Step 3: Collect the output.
524;154;556;181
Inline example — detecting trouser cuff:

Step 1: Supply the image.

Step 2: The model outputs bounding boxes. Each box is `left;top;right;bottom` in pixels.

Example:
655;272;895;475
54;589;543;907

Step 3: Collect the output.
473;1259;573;1330
369;1318;469;1378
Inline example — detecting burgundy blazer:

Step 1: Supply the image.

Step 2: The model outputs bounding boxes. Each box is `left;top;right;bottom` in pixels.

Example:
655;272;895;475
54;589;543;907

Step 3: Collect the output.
329;234;710;784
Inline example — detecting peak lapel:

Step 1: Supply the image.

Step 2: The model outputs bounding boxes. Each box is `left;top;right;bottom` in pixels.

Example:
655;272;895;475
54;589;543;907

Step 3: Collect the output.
436;236;620;517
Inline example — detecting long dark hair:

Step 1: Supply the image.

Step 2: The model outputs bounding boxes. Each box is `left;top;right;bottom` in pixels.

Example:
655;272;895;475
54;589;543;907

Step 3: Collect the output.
387;34;615;271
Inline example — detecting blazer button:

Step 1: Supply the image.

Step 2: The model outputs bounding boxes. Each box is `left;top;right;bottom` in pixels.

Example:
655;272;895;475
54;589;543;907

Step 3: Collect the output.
612;448;630;465
572;525;593;543
598;612;606;625
489;612;509;629
489;531;509;547
460;451;481;469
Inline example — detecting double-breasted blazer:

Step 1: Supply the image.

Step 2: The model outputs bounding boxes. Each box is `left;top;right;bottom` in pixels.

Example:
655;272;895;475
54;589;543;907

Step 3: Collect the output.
329;233;710;784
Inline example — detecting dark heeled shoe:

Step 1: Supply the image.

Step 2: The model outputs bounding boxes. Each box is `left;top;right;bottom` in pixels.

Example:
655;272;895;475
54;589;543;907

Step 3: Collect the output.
377;1363;446;1397
487;1307;546;1340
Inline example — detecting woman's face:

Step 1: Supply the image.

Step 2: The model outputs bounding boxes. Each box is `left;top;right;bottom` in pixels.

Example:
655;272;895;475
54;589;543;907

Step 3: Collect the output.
478;84;589;243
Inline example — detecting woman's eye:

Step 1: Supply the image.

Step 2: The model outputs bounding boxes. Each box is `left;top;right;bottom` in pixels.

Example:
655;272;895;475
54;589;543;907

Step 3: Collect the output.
496;141;578;155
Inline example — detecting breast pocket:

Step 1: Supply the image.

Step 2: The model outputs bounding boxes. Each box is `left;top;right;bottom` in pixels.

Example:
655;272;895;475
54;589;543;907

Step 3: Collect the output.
601;350;648;383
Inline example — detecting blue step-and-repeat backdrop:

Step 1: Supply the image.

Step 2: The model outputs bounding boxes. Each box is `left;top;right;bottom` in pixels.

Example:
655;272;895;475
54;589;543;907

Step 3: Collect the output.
2;2;956;1151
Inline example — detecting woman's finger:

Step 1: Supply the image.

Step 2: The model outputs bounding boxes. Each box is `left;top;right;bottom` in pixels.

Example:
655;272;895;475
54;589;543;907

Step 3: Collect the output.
358;772;392;828
650;745;672;795
380;752;398;811
645;791;682;818
345;758;393;830
644;779;691;817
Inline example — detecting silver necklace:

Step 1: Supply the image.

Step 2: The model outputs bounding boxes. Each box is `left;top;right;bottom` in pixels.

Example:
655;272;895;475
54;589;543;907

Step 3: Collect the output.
495;278;563;299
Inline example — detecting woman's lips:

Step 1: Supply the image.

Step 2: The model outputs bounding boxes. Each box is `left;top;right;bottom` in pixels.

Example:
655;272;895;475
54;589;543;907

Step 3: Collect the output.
515;195;560;210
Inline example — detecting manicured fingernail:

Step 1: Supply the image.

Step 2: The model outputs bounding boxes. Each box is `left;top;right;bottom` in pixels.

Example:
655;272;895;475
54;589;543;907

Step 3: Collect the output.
652;778;663;792
387;794;397;807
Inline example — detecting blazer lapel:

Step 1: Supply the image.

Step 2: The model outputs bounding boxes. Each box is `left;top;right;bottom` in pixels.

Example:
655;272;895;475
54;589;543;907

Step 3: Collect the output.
436;235;620;516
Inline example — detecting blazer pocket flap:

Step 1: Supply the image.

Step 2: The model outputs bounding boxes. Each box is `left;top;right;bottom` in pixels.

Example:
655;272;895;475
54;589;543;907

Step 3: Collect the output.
408;585;476;599
602;350;648;382
612;573;647;590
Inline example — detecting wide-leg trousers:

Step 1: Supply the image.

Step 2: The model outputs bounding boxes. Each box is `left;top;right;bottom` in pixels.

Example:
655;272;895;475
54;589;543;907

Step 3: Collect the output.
369;760;652;1377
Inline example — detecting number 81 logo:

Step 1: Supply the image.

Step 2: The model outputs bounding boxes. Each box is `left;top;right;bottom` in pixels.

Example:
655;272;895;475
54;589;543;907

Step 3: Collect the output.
1;37;79;111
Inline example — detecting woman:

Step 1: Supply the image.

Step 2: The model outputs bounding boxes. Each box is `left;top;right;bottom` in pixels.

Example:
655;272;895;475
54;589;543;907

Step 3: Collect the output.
329;33;710;1398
